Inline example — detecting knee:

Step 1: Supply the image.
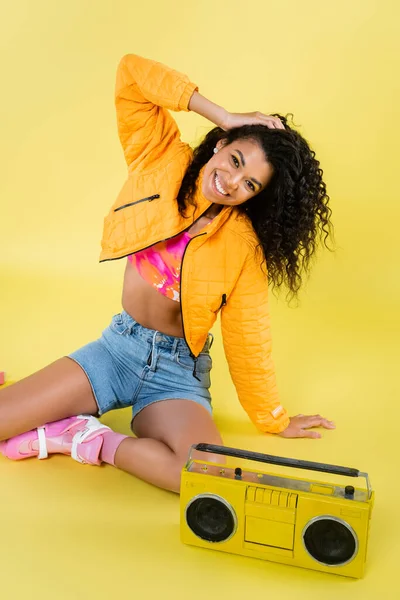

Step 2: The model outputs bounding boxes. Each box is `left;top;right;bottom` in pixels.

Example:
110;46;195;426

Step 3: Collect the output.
171;444;226;494
168;446;201;494
168;450;191;494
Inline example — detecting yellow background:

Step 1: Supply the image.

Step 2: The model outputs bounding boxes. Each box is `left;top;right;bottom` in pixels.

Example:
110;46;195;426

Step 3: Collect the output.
0;0;399;597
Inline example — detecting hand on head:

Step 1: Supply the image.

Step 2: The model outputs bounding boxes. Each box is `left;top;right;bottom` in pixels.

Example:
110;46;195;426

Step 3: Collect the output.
222;112;285;131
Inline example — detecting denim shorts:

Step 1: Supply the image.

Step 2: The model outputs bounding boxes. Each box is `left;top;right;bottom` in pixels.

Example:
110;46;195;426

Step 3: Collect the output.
68;311;213;422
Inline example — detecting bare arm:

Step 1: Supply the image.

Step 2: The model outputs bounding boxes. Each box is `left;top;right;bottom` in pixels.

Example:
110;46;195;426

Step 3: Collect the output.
188;91;228;128
188;90;285;130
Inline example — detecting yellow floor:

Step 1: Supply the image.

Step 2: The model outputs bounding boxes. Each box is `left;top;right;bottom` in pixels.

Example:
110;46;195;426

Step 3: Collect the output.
1;0;399;595
0;267;398;599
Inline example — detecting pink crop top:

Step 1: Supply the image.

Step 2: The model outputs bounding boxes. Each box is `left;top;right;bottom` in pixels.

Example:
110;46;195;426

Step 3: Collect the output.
128;230;193;302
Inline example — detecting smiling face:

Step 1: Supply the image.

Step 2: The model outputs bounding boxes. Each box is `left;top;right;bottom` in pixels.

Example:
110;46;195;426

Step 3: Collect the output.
201;138;274;206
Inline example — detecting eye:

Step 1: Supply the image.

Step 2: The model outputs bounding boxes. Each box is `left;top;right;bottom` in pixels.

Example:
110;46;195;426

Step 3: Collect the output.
231;155;240;168
246;181;256;192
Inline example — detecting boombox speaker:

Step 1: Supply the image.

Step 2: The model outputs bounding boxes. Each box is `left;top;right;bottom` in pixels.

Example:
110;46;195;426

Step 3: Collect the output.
180;444;374;578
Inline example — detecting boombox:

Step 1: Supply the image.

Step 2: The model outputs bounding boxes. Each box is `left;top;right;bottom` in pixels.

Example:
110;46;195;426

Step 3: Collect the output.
180;444;374;578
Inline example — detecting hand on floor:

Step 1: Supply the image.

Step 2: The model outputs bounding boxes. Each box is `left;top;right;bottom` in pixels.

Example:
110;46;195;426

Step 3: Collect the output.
278;414;336;439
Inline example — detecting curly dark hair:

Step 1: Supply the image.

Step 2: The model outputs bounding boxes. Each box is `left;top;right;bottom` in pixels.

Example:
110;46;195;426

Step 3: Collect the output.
177;115;334;300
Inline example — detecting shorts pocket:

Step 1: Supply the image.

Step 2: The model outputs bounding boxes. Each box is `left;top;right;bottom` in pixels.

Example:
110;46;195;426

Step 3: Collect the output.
109;313;130;336
176;352;212;374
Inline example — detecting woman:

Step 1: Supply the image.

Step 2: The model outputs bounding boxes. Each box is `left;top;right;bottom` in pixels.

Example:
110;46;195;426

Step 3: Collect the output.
0;54;335;492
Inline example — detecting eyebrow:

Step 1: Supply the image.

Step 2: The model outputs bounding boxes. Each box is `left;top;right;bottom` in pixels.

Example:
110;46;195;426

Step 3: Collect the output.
235;149;263;189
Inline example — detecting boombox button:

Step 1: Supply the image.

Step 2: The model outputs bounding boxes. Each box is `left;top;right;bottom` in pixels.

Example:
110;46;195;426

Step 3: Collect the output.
310;484;334;495
345;485;355;498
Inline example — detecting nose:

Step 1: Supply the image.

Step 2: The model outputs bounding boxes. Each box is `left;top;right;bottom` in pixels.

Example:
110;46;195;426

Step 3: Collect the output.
227;172;241;191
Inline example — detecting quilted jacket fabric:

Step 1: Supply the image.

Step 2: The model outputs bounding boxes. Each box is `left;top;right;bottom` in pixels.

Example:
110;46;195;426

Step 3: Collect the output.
100;54;290;434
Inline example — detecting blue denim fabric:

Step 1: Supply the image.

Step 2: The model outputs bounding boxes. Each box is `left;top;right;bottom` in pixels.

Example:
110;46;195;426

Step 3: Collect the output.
68;311;213;420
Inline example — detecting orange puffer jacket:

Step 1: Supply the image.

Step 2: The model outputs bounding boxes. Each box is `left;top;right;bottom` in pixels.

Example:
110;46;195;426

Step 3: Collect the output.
100;54;289;434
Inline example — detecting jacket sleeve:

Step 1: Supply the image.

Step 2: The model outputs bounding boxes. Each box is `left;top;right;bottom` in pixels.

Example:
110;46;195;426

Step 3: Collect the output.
220;246;290;434
115;54;198;170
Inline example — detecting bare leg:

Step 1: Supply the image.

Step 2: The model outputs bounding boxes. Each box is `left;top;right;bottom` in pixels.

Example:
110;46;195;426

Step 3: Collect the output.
113;399;223;493
0;357;98;441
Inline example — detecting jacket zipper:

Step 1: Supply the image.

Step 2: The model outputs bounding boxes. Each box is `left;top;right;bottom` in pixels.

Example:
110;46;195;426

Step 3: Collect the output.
102;207;219;375
100;208;212;263
113;194;160;212
218;294;227;310
179;231;207;379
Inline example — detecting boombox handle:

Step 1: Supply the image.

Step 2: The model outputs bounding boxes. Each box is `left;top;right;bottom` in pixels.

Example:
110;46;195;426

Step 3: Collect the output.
189;443;372;499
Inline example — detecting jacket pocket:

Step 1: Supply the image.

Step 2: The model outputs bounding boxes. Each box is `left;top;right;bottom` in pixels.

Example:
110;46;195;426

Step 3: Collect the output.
113;194;160;212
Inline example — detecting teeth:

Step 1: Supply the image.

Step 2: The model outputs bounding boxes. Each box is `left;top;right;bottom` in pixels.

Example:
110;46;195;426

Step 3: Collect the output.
215;173;228;195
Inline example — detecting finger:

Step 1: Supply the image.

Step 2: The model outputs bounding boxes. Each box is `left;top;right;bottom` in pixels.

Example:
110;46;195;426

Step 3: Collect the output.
300;429;322;439
321;419;336;429
271;118;285;130
267;117;285;130
309;417;335;429
258;115;280;129
269;119;280;129
263;120;278;129
302;416;330;427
